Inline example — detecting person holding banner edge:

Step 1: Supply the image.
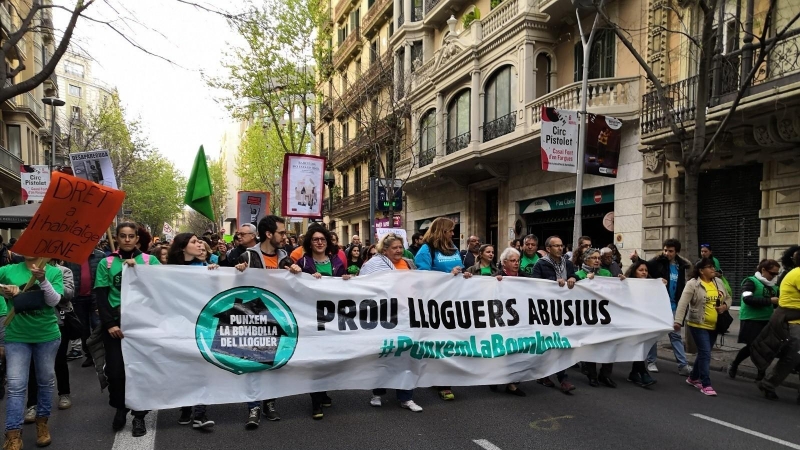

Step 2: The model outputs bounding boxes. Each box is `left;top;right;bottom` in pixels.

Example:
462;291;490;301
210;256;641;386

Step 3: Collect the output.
295;224;351;419
0;256;64;449
95;222;161;438
413;217;466;401
235;215;300;428
359;232;423;412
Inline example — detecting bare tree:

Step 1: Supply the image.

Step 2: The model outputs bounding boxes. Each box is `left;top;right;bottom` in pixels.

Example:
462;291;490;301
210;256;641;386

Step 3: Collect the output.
596;0;800;260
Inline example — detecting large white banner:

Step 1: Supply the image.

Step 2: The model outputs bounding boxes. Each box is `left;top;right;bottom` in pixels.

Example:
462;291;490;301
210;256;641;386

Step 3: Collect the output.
121;267;672;410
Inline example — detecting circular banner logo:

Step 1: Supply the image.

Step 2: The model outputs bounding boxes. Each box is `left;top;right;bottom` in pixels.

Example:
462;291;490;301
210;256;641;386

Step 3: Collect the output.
196;286;298;375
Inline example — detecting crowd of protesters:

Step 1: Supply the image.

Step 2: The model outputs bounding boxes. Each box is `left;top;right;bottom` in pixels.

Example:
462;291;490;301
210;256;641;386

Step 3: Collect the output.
0;214;798;448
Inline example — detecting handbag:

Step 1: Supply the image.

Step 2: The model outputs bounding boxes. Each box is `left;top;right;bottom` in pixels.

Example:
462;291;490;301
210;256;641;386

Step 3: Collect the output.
59;306;83;340
11;290;46;313
715;301;734;334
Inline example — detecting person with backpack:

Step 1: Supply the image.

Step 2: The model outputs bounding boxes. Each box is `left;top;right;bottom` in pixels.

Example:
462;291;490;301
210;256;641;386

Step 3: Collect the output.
414;217;465;401
235;215;300;428
94;222;161;437
728;259;780;381
0;256;64;449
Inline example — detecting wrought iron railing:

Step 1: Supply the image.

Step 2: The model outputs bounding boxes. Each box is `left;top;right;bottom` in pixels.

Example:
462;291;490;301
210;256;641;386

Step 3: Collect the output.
424;0;441;16
330;190;370;215
483;112;516;142
419;146;435;167
398;11;404;26
333;26;362;68
412;5;423;21
0;144;23;179
363;0;392;32
446;131;470;154
640;76;698;135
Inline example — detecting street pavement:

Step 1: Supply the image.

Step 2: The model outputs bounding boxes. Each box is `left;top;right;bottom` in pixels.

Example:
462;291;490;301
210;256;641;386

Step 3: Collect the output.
1;354;799;450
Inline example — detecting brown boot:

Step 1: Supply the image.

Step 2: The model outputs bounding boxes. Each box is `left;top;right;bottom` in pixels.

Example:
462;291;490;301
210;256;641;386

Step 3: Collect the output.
3;429;22;450
35;417;51;447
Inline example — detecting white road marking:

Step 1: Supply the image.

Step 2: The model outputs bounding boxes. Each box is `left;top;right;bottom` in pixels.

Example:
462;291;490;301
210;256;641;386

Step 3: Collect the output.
692;414;800;449
473;439;503;450
111;410;158;450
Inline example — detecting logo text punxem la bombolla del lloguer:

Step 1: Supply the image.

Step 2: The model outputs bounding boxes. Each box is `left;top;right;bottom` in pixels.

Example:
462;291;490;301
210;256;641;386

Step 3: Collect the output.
196;287;298;375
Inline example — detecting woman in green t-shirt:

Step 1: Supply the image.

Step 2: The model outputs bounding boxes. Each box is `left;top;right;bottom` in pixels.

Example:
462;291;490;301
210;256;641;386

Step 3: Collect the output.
95;222;160;438
345;245;363;275
1;256;64;448
464;244;501;277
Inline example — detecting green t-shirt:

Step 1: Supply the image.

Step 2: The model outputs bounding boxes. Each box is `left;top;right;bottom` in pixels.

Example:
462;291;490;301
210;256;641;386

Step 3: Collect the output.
0;263;64;343
480;266;493;276
95;253;161;309
315;260;333;276
520;254;539;275
347;264;360;275
575;268;613;280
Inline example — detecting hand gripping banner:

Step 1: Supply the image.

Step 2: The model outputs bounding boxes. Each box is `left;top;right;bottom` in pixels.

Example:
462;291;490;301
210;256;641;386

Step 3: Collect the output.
121;267;673;410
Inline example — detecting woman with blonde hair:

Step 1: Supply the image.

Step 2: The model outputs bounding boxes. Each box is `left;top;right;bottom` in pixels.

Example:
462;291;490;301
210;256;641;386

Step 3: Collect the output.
413;217;465;401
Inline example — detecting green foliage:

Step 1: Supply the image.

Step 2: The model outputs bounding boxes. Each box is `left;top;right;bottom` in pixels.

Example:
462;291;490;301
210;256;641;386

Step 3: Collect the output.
462;7;481;28
123;153;186;233
235;123;305;215
490;0;504;9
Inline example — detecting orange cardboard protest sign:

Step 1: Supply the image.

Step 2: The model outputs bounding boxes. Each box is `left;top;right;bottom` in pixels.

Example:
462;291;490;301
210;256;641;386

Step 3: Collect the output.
13;172;125;264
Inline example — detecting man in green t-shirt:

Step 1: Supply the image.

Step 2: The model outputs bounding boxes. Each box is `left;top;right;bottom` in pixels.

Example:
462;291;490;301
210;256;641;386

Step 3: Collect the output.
519;234;540;277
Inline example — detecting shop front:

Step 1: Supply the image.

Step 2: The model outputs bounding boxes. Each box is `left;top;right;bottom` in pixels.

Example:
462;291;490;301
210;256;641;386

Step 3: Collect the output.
519;185;615;248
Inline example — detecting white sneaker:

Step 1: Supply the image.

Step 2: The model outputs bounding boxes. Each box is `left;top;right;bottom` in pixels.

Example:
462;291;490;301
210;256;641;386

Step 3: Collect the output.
647;363;658;373
370;395;382;407
400;400;423;412
678;365;693;376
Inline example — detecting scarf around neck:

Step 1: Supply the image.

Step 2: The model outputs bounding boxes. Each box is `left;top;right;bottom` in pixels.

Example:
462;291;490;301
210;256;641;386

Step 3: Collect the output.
542;254;567;279
755;271;776;287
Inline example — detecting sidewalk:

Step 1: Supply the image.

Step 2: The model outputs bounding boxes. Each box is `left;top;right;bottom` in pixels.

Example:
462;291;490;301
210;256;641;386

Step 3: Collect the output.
654;308;800;389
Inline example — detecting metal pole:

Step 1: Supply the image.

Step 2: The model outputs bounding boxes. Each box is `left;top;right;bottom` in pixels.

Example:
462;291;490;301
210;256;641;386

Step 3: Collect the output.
49;105;56;169
572;9;600;248
369;177;376;246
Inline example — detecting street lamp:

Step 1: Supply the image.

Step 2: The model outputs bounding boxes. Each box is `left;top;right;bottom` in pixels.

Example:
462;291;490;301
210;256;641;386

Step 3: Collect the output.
41;96;65;169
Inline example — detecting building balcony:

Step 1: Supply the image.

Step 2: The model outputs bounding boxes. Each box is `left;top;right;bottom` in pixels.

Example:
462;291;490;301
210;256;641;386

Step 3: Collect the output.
18;92;45;126
446;131;470;154
320;99;333;121
334;0;357;24
418;146;435;167
329;190;370;217
424;0;471;25
483;112;516;142
363;0;393;37
527;76;641;126
333;26;363;70
330;120;393;169
0;144;23;183
333;52;393;117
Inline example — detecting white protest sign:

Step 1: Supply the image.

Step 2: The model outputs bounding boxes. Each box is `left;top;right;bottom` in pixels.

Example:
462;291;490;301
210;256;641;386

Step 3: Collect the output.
20;165;50;202
121;267;672;410
540;106;578;173
69;150;118;189
376;227;409;248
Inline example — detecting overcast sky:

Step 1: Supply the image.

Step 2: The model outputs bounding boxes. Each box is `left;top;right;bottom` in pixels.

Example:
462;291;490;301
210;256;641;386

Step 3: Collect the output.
56;0;249;175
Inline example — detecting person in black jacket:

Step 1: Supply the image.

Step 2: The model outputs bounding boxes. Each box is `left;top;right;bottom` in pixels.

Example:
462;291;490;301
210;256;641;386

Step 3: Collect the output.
65;249;105;368
222;223;257;267
531;236;577;394
630;238;693;376
235;216;301;428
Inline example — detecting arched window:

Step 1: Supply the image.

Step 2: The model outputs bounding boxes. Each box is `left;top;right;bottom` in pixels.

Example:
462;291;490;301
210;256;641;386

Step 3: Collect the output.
484;65;517;142
419;109;436;167
446;89;470;154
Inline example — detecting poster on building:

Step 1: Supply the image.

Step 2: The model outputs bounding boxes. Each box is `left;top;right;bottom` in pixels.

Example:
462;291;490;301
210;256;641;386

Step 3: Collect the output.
281;154;325;219
238;191;270;227
20;165;50;202
68;150;118;189
540;106;578;173
584;113;623;178
375;215;402;229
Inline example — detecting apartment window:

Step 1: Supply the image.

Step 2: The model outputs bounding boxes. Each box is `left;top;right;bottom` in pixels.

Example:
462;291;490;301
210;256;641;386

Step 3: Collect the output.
370;39;380;65
319;133;325;155
73;128;83;146
389;20;394;37
419;109;436;151
386;150;395;177
355;58;362;78
369;158;378;178
342;122;349;144
64;61;85;77
328;124;335;151
574;29;615;82
342;73;348;92
6;125;20;158
342;173;350;197
411;0;423;22
410;41;423;72
68;84;82;97
71;106;81;121
485;66;516;122
349;9;360;33
354;166;362;192
446;89;470;153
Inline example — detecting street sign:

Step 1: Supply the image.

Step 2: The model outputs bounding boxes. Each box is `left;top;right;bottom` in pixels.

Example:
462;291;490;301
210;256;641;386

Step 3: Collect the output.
376;186;402;211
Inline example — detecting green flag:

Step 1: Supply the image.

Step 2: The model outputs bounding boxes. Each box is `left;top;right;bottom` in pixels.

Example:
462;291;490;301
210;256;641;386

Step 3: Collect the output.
184;145;215;221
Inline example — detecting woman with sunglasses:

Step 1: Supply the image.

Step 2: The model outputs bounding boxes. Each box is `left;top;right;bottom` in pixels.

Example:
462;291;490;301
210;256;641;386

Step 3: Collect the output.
728;259;780;380
363;245;378;263
295;224;351;420
674;257;730;396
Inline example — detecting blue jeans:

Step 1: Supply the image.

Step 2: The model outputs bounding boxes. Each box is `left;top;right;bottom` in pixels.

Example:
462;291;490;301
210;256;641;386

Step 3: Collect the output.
5;339;61;431
373;388;413;402
689;327;717;387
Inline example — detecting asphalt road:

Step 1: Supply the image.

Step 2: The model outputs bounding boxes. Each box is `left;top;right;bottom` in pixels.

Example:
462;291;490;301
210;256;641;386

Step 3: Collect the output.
2;359;799;450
